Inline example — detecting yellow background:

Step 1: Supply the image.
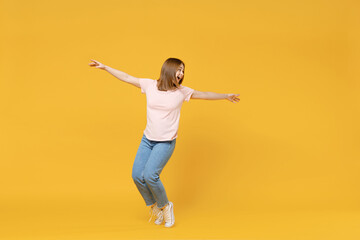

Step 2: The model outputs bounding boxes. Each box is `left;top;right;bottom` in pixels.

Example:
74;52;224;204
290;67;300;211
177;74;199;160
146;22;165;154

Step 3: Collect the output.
1;0;360;239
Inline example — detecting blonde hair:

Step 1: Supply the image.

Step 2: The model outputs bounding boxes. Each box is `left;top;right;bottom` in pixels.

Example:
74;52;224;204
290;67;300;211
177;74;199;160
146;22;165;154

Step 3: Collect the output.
156;58;185;91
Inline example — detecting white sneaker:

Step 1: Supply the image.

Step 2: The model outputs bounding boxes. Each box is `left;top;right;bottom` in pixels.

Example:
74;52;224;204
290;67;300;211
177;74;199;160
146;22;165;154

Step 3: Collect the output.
162;202;175;227
148;204;163;225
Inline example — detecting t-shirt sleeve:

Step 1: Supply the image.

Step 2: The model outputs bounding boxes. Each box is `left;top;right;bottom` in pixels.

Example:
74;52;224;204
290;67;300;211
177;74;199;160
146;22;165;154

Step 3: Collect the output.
139;78;154;94
181;86;195;102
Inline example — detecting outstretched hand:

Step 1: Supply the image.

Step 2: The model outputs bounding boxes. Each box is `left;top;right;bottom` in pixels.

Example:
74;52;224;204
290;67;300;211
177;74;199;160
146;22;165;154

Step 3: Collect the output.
88;59;106;70
226;94;240;103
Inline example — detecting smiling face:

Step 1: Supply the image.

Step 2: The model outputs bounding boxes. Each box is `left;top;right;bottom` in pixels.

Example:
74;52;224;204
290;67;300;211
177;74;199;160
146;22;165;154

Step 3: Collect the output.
176;64;185;83
157;58;185;91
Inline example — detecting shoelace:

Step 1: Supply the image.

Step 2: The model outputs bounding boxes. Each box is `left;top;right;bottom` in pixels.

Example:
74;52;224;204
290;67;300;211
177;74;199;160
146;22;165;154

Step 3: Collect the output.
163;204;172;223
148;206;162;222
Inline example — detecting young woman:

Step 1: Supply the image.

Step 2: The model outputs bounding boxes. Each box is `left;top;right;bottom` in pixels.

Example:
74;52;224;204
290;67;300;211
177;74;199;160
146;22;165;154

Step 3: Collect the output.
89;58;240;227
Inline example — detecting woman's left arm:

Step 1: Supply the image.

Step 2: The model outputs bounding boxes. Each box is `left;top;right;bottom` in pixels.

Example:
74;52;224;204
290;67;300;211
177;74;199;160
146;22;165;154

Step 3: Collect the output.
191;90;240;103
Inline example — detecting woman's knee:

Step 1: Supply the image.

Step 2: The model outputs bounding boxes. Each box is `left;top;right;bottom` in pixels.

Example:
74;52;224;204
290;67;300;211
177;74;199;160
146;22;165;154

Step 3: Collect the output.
144;170;159;184
132;170;143;183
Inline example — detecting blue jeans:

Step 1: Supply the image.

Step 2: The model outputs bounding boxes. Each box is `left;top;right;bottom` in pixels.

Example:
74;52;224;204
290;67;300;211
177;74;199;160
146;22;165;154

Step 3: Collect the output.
132;133;176;208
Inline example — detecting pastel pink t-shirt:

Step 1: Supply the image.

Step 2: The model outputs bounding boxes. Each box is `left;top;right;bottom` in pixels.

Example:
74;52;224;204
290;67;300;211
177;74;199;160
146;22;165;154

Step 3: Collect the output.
139;78;195;141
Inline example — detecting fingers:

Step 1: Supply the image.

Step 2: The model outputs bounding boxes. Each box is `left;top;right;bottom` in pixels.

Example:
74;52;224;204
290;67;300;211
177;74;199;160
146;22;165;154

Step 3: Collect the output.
89;59;100;67
228;98;239;103
228;95;240;103
89;59;99;64
229;93;240;103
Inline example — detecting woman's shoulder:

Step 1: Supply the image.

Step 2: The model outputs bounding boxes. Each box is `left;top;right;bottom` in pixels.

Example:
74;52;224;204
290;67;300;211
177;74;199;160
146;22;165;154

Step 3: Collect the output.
140;78;157;82
139;78;157;87
179;84;193;91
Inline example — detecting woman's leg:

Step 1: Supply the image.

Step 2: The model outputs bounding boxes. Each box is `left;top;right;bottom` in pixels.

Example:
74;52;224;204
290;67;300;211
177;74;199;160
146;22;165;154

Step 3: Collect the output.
132;134;157;206
143;139;176;209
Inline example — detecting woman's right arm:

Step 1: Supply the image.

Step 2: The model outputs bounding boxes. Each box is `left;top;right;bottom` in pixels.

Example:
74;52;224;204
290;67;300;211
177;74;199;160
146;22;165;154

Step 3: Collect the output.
89;59;140;88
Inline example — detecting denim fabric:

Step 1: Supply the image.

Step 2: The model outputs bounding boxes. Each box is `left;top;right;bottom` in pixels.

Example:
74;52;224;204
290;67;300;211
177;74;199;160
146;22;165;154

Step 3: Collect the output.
132;133;176;208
